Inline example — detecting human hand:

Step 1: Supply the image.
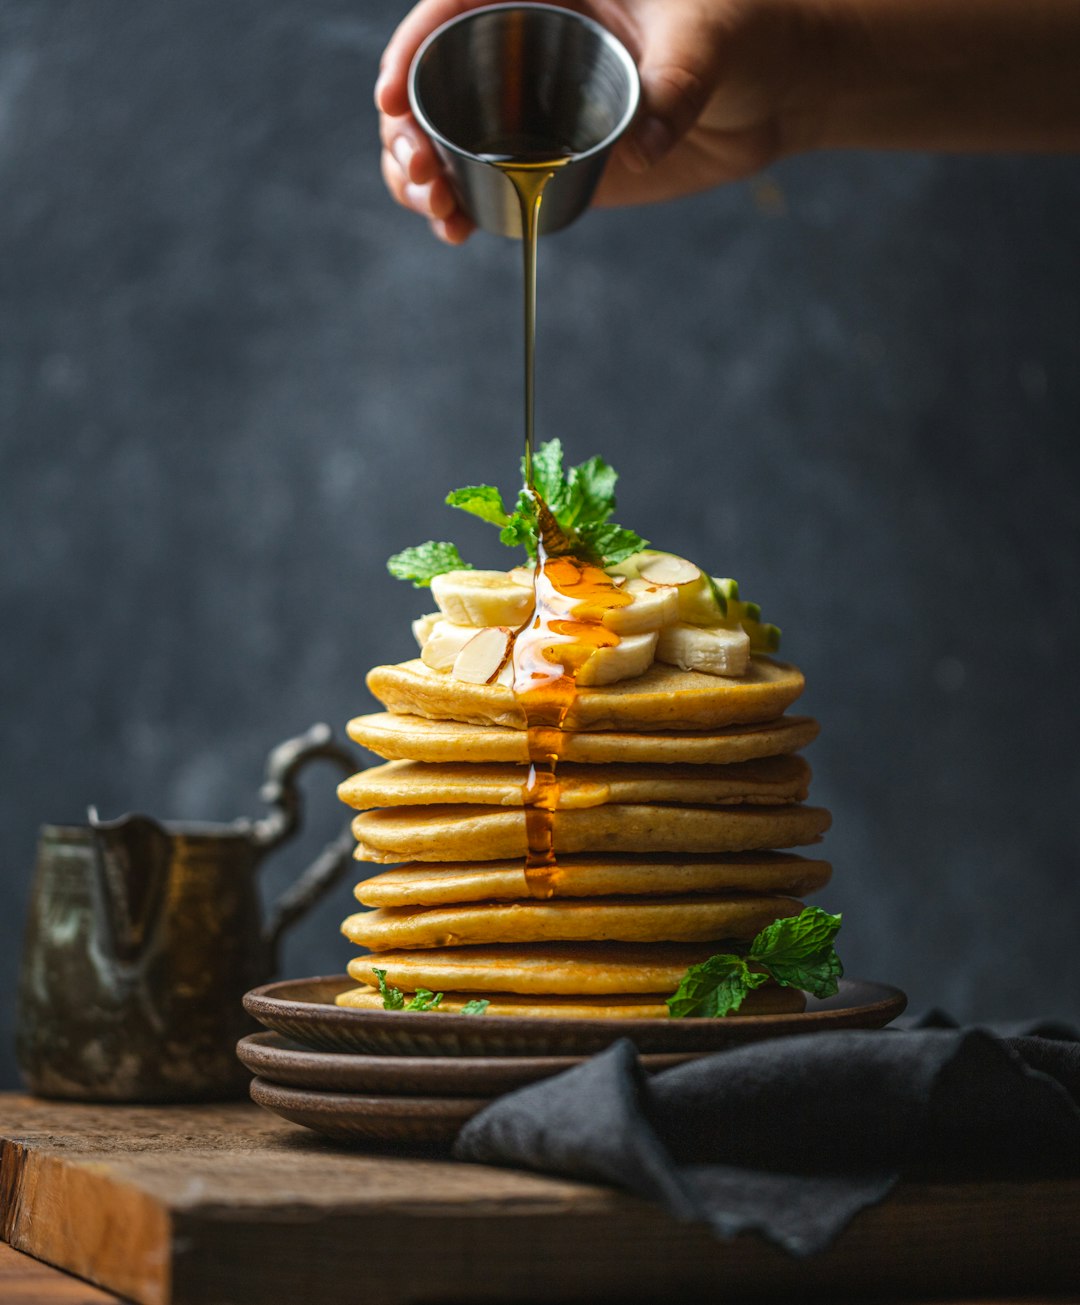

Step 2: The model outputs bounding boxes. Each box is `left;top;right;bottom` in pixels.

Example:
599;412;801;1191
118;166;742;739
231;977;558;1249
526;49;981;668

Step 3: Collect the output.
375;0;807;244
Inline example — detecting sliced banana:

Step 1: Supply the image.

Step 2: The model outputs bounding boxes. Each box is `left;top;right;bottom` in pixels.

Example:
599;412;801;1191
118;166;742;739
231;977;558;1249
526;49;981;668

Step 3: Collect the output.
412;612;441;649
677;574;725;625
508;566;536;589
602;577;679;635
420;620;484;672
431;570;535;627
575;631;659;686
655;622;750;677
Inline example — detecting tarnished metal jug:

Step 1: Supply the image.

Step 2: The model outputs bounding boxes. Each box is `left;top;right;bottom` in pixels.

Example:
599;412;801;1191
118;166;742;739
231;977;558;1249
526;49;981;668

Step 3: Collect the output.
16;723;357;1102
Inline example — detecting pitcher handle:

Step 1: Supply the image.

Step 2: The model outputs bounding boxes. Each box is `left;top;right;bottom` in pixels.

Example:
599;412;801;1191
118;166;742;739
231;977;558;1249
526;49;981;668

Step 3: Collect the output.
252;722;361;971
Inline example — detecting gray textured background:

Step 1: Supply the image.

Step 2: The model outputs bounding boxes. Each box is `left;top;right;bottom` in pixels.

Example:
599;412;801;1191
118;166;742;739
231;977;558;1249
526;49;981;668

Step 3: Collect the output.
2;1;1079;1088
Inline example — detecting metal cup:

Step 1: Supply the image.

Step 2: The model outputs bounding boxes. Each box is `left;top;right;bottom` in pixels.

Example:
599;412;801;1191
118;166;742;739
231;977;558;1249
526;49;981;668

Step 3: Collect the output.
408;3;640;237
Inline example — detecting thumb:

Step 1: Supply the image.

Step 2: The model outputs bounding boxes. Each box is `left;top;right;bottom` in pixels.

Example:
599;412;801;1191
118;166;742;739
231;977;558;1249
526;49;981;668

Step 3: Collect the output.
622;5;724;171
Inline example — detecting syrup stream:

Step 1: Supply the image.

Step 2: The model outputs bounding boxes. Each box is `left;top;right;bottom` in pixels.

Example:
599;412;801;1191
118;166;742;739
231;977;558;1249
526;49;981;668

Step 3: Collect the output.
486;143;630;896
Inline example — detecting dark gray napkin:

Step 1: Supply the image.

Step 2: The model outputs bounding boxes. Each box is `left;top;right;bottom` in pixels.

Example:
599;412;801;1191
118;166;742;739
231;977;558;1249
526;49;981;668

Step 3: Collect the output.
453;1021;1080;1256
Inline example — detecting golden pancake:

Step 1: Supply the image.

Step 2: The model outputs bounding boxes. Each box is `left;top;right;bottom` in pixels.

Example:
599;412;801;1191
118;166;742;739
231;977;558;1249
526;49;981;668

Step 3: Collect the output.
348;941;767;993
367;657;804;731
341;893;802;949
351;803;831;863
335;984;807;1018
347;711;820;764
354;853;831;906
338;756;811;811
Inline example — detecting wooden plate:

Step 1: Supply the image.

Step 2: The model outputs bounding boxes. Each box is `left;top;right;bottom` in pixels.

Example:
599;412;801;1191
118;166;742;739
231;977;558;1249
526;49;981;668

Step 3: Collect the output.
244;975;906;1057
249;1077;479;1145
237;1031;701;1095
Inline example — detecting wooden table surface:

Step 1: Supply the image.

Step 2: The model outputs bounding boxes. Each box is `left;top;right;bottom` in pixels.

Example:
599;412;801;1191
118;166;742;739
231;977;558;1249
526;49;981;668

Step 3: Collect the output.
1;1093;1078;1305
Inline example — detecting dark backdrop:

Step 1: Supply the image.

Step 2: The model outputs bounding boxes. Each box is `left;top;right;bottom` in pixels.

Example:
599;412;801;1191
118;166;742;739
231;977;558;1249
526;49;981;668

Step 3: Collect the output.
2;1;1079;1087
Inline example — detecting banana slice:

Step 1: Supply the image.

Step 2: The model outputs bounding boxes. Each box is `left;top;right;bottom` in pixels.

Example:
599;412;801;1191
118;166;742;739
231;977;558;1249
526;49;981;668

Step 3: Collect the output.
602;577;679;635
431;570;535;627
412;612;441;649
575;630;659;686
420;619;484;672
677;574;725;625
655;622;750;677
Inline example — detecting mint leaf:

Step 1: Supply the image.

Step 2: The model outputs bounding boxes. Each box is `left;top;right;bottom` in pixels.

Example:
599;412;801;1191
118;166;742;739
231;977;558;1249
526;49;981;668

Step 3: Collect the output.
372;967;405;1011
405;988;444;1011
446;485;509;527
578;521;647;567
387;541;471;588
499;488;539;555
668;908;844;1017
567;455;617;527
460;999;490;1015
527;438;566;508
750;907;842;965
749;907;843;999
666;954;768;1018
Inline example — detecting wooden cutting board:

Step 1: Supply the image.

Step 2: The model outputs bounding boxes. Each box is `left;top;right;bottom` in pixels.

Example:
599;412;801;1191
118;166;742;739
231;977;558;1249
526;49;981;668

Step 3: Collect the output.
1;1093;1077;1305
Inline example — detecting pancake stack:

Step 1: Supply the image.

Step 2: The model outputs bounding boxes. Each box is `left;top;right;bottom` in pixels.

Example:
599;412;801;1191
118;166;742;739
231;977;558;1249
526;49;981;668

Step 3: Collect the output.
336;653;832;1018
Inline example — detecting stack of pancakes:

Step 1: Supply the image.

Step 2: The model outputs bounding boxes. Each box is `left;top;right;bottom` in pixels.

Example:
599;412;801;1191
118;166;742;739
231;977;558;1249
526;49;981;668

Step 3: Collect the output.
337;657;831;1018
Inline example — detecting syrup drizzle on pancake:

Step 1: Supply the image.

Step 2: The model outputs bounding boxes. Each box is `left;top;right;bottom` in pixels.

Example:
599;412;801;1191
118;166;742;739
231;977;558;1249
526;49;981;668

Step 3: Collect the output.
512;506;630;896
493;143;631;899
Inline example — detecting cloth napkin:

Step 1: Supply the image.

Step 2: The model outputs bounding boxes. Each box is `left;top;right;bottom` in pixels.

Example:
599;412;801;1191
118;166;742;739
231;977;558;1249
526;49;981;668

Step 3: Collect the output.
453;1015;1080;1255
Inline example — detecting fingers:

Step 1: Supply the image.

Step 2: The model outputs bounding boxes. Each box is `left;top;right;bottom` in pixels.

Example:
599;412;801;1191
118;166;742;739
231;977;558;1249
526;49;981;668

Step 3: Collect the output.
379;114;442;187
375;1;489;242
379;119;476;244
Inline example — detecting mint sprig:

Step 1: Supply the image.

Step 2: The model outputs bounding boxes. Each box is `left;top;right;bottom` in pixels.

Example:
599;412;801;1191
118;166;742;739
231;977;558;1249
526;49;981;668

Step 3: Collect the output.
666;907;842;1018
372;967;442;1011
388;439;646;582
371;968;490;1014
386;541;472;589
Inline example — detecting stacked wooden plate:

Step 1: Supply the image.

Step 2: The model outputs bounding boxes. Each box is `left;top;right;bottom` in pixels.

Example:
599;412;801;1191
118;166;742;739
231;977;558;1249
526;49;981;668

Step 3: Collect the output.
241;974;906;1145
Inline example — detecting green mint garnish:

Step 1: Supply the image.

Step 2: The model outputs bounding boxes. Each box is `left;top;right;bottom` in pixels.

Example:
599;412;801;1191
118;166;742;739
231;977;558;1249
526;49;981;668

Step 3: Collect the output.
386;541;472;588
388;439;646;577
460;999;491;1015
666;907;842;1018
372;967;445;1012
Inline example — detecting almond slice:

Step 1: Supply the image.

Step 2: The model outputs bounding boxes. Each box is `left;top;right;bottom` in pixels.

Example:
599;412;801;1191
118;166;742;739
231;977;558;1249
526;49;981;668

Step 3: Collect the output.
637;554;702;587
421;620;481;672
453;627;515;684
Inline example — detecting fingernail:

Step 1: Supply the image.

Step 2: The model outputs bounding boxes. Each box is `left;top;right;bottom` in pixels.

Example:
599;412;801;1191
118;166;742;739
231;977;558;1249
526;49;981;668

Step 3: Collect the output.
630;115;673;169
404;181;430;214
373;71;389;108
392;135;414;174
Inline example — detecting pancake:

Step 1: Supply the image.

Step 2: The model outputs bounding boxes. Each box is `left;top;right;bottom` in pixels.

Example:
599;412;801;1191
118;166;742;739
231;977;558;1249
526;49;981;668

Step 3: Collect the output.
351;803;831;863
347;941;768;993
338;756;811;811
335;984;807;1018
341;893;802;949
347;711;821;764
354;853;832;906
367;657;804;731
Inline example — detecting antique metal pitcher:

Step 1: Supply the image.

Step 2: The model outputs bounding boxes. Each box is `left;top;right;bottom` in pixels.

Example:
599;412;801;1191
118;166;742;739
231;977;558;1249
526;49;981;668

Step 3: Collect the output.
16;723;358;1102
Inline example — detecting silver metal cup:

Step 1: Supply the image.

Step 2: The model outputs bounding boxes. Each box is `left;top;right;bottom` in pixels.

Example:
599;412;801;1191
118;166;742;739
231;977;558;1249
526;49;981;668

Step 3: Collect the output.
408;3;640;237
